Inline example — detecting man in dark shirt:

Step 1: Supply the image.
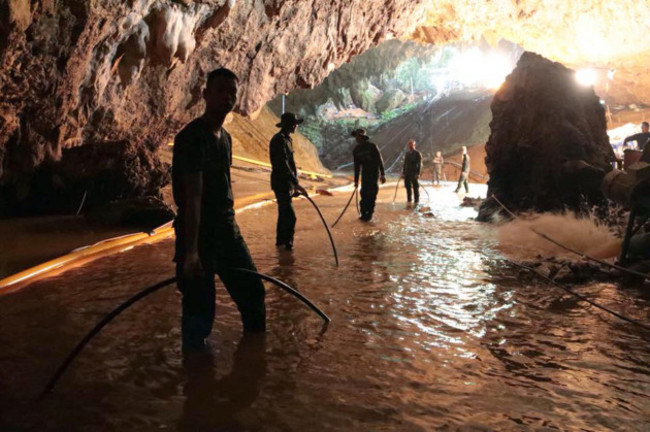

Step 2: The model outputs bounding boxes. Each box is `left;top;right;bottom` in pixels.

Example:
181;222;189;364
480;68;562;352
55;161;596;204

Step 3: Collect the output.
402;139;422;204
454;145;470;193
623;122;650;151
352;128;386;221
269;112;307;251
172;68;266;350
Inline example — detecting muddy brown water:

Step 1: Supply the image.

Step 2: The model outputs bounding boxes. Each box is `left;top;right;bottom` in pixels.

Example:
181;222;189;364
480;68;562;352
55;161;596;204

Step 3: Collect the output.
1;183;649;431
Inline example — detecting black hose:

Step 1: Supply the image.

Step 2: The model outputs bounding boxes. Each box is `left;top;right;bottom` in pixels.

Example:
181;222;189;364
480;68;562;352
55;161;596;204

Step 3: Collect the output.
231;268;330;323
331;187;357;228
392;178;401;203
39;268;331;398
302;194;339;266
39;276;176;398
355;188;360;216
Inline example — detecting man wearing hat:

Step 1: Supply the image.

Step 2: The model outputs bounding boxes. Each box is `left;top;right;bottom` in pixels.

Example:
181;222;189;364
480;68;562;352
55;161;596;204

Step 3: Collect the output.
270;112;307;250
352;128;386;221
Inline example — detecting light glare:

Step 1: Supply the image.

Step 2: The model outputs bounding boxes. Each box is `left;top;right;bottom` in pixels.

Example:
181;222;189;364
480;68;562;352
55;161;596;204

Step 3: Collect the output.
575;68;597;87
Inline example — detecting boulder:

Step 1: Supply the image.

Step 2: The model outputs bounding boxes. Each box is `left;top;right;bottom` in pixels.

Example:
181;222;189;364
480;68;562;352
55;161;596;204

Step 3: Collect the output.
478;52;615;221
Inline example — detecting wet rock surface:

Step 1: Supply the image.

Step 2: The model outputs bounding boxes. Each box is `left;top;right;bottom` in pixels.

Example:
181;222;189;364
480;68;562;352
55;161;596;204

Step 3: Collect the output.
478;52;616;221
1;139;169;217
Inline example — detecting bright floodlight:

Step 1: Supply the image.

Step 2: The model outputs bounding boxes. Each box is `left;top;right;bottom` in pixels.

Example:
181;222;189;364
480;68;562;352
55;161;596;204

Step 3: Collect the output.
575;68;597;87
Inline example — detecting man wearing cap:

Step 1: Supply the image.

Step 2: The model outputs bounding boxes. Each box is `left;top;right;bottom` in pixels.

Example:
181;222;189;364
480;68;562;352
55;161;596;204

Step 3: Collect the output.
402;139;422;204
352;128;386;221
270;112;307;250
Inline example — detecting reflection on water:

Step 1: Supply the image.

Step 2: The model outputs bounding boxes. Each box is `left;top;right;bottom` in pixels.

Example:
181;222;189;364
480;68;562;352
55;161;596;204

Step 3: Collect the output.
1;183;649;431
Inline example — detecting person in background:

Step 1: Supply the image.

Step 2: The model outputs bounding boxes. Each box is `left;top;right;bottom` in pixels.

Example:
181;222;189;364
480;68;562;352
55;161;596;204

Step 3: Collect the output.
623;121;650;151
352;128;386;221
432;151;444;185
402;140;422;204
269;112;308;251
454;146;470;194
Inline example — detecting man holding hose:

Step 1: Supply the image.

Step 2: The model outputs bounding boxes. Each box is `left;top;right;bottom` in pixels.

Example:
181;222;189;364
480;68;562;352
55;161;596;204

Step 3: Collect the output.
172;68;266;351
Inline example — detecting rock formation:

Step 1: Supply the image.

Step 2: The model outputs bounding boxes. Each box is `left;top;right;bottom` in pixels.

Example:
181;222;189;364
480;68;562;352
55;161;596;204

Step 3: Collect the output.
1;1;647;216
478;52;616;221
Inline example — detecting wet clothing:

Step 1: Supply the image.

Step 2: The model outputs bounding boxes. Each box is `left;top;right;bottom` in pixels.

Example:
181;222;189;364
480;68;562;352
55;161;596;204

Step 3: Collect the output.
455;153;470;193
270;131;298;247
403;149;422;203
353;140;385;220
623;132;650;151
172;117;266;341
433;156;444;184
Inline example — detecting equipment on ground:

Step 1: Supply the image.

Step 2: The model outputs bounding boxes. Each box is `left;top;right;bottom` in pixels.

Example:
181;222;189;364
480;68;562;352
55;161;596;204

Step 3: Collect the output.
601;162;650;266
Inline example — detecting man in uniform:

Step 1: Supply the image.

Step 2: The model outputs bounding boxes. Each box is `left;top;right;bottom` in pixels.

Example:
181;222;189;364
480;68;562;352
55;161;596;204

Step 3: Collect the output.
454;145;470;194
269;112;307;251
402;139;422;204
352;128;386;221
172;68;266;351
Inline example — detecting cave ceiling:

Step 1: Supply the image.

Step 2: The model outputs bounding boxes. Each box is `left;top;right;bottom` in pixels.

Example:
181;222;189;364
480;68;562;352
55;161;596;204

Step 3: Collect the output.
0;0;648;177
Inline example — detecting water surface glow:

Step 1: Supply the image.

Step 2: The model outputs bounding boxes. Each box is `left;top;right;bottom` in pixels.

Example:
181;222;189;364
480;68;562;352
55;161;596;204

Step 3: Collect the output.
1;183;649;431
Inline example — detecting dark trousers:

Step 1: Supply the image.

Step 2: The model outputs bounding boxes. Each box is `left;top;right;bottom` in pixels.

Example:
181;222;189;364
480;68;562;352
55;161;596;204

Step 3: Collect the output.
360;181;379;220
404;175;419;202
273;189;296;246
176;219;266;343
455;173;469;193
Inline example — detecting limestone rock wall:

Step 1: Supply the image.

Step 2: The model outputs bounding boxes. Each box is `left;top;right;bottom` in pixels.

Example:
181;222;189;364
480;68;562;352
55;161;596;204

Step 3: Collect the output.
1;0;648;215
478;52;616;220
0;0;427;186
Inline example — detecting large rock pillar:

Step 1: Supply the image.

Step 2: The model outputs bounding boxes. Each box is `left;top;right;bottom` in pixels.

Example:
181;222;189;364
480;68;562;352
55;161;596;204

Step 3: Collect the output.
478;52;615;221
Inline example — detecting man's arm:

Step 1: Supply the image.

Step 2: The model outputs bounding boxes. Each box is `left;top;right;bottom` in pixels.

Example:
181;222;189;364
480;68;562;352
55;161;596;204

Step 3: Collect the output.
183;172;203;278
376;145;386;178
623;133;643;145
416;152;422;176
353;149;361;186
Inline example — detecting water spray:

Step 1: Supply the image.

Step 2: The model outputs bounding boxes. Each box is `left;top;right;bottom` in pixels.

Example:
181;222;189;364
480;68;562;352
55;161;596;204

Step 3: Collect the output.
39;268;330;398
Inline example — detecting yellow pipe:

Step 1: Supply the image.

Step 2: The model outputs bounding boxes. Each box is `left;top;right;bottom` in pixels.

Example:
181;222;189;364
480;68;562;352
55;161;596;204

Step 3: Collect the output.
231;155;332;179
168;141;332;178
0;183;350;294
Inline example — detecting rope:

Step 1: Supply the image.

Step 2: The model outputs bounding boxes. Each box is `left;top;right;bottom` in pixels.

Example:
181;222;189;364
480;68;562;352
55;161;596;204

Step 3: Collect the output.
508;260;650;331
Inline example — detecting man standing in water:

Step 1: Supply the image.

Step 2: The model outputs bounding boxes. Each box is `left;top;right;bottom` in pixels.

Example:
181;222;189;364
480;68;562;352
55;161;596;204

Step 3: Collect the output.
269;112;308;251
172;68;266;351
352;128;386;221
402;139;422;205
454;145;470;194
432;151;444;185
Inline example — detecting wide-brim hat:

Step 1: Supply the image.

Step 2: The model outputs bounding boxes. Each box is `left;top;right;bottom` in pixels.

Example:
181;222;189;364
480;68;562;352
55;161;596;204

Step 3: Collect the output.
276;112;304;128
351;128;368;138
